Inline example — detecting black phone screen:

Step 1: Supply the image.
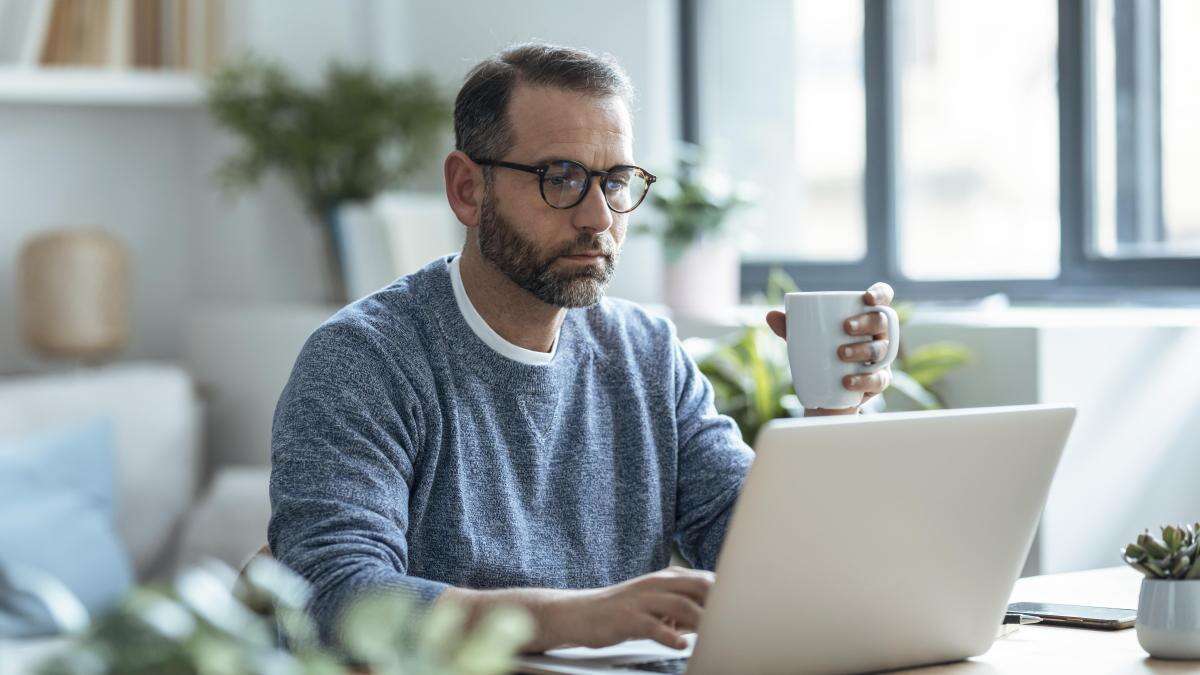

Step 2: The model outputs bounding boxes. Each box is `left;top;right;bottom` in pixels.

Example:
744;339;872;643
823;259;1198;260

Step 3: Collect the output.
1008;602;1137;628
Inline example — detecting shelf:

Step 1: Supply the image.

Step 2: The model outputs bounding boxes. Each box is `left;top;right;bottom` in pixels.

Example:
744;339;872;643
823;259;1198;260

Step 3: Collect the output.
0;68;205;107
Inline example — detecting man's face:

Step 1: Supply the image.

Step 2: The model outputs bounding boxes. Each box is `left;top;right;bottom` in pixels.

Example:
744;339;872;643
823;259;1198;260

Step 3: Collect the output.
476;85;634;308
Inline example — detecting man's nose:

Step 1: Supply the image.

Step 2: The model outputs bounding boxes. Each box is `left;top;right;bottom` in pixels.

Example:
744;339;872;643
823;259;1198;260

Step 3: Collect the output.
570;176;614;235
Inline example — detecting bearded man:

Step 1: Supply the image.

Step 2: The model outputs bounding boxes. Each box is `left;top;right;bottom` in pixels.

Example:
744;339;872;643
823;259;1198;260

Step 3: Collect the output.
268;42;894;653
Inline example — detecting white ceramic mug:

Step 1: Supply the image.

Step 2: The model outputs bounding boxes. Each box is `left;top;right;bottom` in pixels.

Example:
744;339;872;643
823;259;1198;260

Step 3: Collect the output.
784;291;900;410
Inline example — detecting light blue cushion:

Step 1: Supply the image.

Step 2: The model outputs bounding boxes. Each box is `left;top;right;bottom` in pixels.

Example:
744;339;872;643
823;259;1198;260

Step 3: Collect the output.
0;418;133;637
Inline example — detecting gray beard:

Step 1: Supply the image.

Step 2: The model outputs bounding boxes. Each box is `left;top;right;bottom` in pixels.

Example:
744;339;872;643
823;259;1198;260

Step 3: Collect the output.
476;188;619;308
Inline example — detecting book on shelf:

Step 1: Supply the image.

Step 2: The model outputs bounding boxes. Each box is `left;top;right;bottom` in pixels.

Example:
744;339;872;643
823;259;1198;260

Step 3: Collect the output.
0;0;225;73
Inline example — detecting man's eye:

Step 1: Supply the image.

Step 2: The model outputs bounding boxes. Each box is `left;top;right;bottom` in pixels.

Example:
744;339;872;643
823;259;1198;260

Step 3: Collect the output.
606;179;629;191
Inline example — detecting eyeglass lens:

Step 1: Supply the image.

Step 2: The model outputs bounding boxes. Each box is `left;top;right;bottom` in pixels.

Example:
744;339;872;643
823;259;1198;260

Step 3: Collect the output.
542;161;650;212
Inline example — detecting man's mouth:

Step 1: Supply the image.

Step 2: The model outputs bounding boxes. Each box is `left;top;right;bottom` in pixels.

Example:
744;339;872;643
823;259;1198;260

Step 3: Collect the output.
561;251;607;262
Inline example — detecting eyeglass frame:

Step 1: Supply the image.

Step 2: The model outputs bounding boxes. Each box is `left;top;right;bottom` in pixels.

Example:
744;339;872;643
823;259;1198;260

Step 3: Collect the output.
470;157;657;213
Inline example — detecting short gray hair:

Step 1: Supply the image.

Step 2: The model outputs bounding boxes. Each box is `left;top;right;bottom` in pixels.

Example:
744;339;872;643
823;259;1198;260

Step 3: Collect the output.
454;42;634;163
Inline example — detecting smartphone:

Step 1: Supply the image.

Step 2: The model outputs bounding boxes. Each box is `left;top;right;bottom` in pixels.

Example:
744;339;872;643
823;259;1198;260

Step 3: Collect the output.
1008;602;1137;630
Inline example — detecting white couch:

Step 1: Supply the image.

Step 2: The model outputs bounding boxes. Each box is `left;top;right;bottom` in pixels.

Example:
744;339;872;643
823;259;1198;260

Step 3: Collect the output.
0;362;271;672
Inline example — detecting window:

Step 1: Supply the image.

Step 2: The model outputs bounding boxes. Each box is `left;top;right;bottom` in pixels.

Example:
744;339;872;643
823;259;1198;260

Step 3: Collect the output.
1092;0;1200;259
696;0;865;263
684;0;1200;299
896;0;1060;280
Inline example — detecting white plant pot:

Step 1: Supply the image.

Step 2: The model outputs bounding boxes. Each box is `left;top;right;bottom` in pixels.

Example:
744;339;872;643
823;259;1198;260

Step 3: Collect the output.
662;238;740;320
1137;578;1200;659
337;193;466;303
334;201;396;302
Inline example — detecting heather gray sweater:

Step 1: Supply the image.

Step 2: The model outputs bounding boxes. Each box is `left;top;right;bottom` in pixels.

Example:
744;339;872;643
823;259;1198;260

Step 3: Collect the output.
268;255;754;645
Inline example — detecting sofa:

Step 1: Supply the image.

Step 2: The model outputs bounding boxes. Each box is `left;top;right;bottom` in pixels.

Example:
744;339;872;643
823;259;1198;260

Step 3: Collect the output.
0;362;272;672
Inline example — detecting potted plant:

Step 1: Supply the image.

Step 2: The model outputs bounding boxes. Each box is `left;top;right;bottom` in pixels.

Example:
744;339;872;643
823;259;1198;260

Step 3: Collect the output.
688;268;973;445
32;556;532;674
638;143;752;319
207;55;451;304
1123;524;1200;659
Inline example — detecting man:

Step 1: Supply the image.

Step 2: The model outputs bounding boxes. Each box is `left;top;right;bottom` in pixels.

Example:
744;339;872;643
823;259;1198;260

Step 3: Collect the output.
268;43;893;654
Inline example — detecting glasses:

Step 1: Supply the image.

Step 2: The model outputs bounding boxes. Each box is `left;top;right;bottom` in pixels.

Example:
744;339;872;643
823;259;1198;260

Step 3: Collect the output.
472;157;656;213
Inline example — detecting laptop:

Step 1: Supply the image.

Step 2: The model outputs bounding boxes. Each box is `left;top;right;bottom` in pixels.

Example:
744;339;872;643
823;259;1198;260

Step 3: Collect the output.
517;403;1076;674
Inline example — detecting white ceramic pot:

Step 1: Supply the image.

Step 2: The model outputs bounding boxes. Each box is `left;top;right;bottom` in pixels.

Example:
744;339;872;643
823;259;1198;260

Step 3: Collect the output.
1137;578;1200;659
333;201;396;302
18;228;130;362
662;237;740;319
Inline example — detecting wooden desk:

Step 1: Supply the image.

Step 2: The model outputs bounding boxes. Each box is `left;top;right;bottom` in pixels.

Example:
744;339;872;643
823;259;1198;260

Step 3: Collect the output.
519;567;1193;674
910;566;1194;673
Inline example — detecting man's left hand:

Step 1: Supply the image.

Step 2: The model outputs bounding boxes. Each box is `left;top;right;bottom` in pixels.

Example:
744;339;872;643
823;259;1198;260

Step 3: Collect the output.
765;282;895;415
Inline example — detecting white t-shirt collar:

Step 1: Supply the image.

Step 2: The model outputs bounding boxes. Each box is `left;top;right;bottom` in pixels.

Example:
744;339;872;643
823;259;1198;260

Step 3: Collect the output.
448;254;560;366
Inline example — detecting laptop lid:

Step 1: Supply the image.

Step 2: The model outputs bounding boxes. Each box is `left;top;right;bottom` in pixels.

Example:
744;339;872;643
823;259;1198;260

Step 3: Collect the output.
687;404;1075;675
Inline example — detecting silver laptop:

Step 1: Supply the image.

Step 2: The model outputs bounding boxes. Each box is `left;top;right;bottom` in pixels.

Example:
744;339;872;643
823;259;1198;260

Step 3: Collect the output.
518;404;1076;675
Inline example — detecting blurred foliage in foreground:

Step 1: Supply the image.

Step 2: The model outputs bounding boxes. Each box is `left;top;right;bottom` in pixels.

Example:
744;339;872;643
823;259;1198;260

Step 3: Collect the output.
36;556;531;675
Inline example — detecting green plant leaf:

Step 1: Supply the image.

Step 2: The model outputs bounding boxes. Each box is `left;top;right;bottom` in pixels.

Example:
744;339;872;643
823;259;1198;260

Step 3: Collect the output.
764;267;799;306
1186;558;1200;580
901;342;973;389
235;556;312;615
338;592;413;664
1123;542;1147;562
696;326;791;445
892;302;916;326
646;143;752;255
415;596;467;662
1139;532;1171;559
38;556;534;675
885;369;943;410
1172;556;1191;579
1143;559;1169;578
173;564;273;648
207;55;450;219
450;605;534;675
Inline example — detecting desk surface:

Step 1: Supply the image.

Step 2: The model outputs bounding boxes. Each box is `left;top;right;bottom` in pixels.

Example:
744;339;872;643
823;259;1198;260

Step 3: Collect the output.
911;566;1189;673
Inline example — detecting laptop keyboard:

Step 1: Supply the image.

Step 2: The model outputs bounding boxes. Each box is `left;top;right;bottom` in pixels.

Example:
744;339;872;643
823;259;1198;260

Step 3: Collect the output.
625;656;689;673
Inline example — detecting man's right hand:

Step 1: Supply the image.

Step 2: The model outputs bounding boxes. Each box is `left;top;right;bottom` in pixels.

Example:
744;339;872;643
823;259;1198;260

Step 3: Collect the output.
440;566;715;653
541;566;712;651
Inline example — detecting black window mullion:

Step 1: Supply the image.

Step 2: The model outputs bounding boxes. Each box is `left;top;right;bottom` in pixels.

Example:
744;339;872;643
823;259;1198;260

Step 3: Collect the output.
740;0;890;296
1114;0;1164;245
679;0;699;145
1061;0;1197;286
864;0;898;282
1059;0;1093;284
709;0;1200;301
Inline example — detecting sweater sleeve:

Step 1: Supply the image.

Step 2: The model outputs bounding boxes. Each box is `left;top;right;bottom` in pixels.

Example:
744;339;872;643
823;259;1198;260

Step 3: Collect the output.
267;318;448;648
669;333;755;571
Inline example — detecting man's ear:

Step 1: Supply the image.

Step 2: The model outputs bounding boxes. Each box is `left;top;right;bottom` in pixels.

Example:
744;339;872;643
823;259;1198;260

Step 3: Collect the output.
444;151;485;229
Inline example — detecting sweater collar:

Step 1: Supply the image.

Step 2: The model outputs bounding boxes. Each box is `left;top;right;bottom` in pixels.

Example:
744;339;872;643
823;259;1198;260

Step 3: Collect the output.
423;255;588;390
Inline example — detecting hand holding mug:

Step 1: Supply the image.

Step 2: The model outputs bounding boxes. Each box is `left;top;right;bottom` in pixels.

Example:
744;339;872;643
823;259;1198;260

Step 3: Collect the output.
765;282;897;415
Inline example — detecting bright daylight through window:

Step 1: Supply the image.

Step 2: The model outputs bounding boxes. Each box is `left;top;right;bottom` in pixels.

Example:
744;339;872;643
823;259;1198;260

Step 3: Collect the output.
1092;0;1200;259
697;0;866;264
896;0;1060;280
695;0;1199;292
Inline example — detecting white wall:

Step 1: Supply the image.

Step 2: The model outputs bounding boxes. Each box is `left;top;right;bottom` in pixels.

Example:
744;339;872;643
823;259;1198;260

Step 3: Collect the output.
188;0;380;307
0;106;196;373
0;0;380;376
0;0;680;466
6;0;684;376
906;309;1200;575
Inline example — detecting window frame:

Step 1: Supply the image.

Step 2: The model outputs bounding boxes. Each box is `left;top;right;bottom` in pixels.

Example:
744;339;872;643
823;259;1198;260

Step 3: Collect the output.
680;0;1200;303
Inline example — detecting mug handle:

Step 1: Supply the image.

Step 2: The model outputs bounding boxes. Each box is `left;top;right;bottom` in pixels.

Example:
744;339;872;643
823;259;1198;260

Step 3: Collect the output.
859;305;900;372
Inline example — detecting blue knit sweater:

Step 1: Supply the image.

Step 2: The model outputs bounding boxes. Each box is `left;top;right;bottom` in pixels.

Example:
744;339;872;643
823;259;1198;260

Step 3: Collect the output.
268;255;754;644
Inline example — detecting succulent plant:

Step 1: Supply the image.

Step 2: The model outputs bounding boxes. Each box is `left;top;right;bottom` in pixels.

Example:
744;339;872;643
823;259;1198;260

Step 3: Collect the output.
1122;523;1200;580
